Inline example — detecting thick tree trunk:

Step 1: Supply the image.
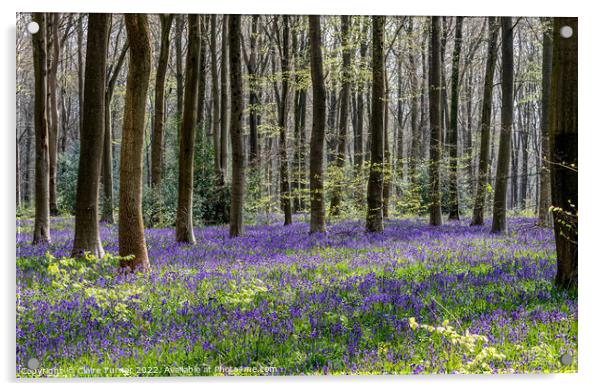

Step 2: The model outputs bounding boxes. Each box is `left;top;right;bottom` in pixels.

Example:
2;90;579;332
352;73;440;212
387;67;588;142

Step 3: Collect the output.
229;15;245;238
330;15;351;217
538;18;553;227
176;15;201;244
491;17;514;234
428;16;443;226
32;13;51;245
119;14;151;272
366;15;385;233
549;17;578;291
308;15;327;234
471;18;499;226
72;13;110;258
448;16;463;220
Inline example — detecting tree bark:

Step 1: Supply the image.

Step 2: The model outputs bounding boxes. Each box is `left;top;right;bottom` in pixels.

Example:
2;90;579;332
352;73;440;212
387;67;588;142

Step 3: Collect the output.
549;17;578;291
119;14;151;272
447;16;463;220
308;15;327;234
366;15;385;233
174;15;184;122
471;17;499;226
228;15;245;237
538;18;553;227
32;13;51;245
72;13;110;258
276;16;293;225
491;17;514;234
220;16;229;178
47;13;60;216
176;15;201;244
330;15;351;217
101;41;128;224
428;16;443;226
150;15;173;192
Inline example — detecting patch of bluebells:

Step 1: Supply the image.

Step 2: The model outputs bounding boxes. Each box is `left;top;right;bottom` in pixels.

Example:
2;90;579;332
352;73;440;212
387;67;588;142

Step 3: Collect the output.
16;217;577;376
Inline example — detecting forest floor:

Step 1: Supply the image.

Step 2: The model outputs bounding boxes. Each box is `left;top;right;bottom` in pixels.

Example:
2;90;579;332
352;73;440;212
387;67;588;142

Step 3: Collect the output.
16;217;577;376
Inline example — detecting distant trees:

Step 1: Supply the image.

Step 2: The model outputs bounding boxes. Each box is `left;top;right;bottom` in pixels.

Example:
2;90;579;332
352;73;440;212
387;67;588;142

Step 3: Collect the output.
491;17;514;234
229;14;245;238
175;15;201;244
31;12;50;245
366;15;385;233
471;17;499;226
428;16;443;227
72;13;110;258
549;18;578;290
119;14;151;271
308;15;326;234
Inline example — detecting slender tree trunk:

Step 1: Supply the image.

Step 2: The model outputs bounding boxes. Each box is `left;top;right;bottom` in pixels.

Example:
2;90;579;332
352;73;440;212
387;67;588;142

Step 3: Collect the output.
308;15;327;234
366;15;385;233
330;15;351;217
550;17;577;291
471;17;499;226
77;15;84;138
229;15;245;237
175;15;184;122
276;16;293;225
32;13;51;245
428;16;443;226
119;14;151;272
101;42;128;224
538;18;553;227
247;15;260;166
16;134;21;208
149;14;173;226
491;17;514;234
176;15;201;244
47;13;60;216
448;16;463;220
210;15;222;180
220;16;229;178
72;13;110;258
407;19;421;184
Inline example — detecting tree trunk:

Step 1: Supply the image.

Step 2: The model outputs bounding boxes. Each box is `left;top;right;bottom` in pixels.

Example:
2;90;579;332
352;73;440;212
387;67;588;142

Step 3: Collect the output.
471;17;499;226
428;16;443;226
308;15;327;234
101;41;128;224
119;14;151;272
32;13;51;245
150;14;174;224
330;15;351;217
538;18;553;227
210;15;222;181
276;16;293;225
549;17;578;291
176;15;201;244
229;14;245;237
47;13;60;216
407;19;421;185
220;16;229;178
448;16;463;220
72;13;110;258
77;15;84;140
174;15;184;122
247;15;260;166
366;15;385;233
491;17;514;234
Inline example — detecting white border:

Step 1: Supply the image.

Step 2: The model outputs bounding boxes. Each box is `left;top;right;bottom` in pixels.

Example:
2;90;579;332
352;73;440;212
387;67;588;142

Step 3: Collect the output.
2;1;599;390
